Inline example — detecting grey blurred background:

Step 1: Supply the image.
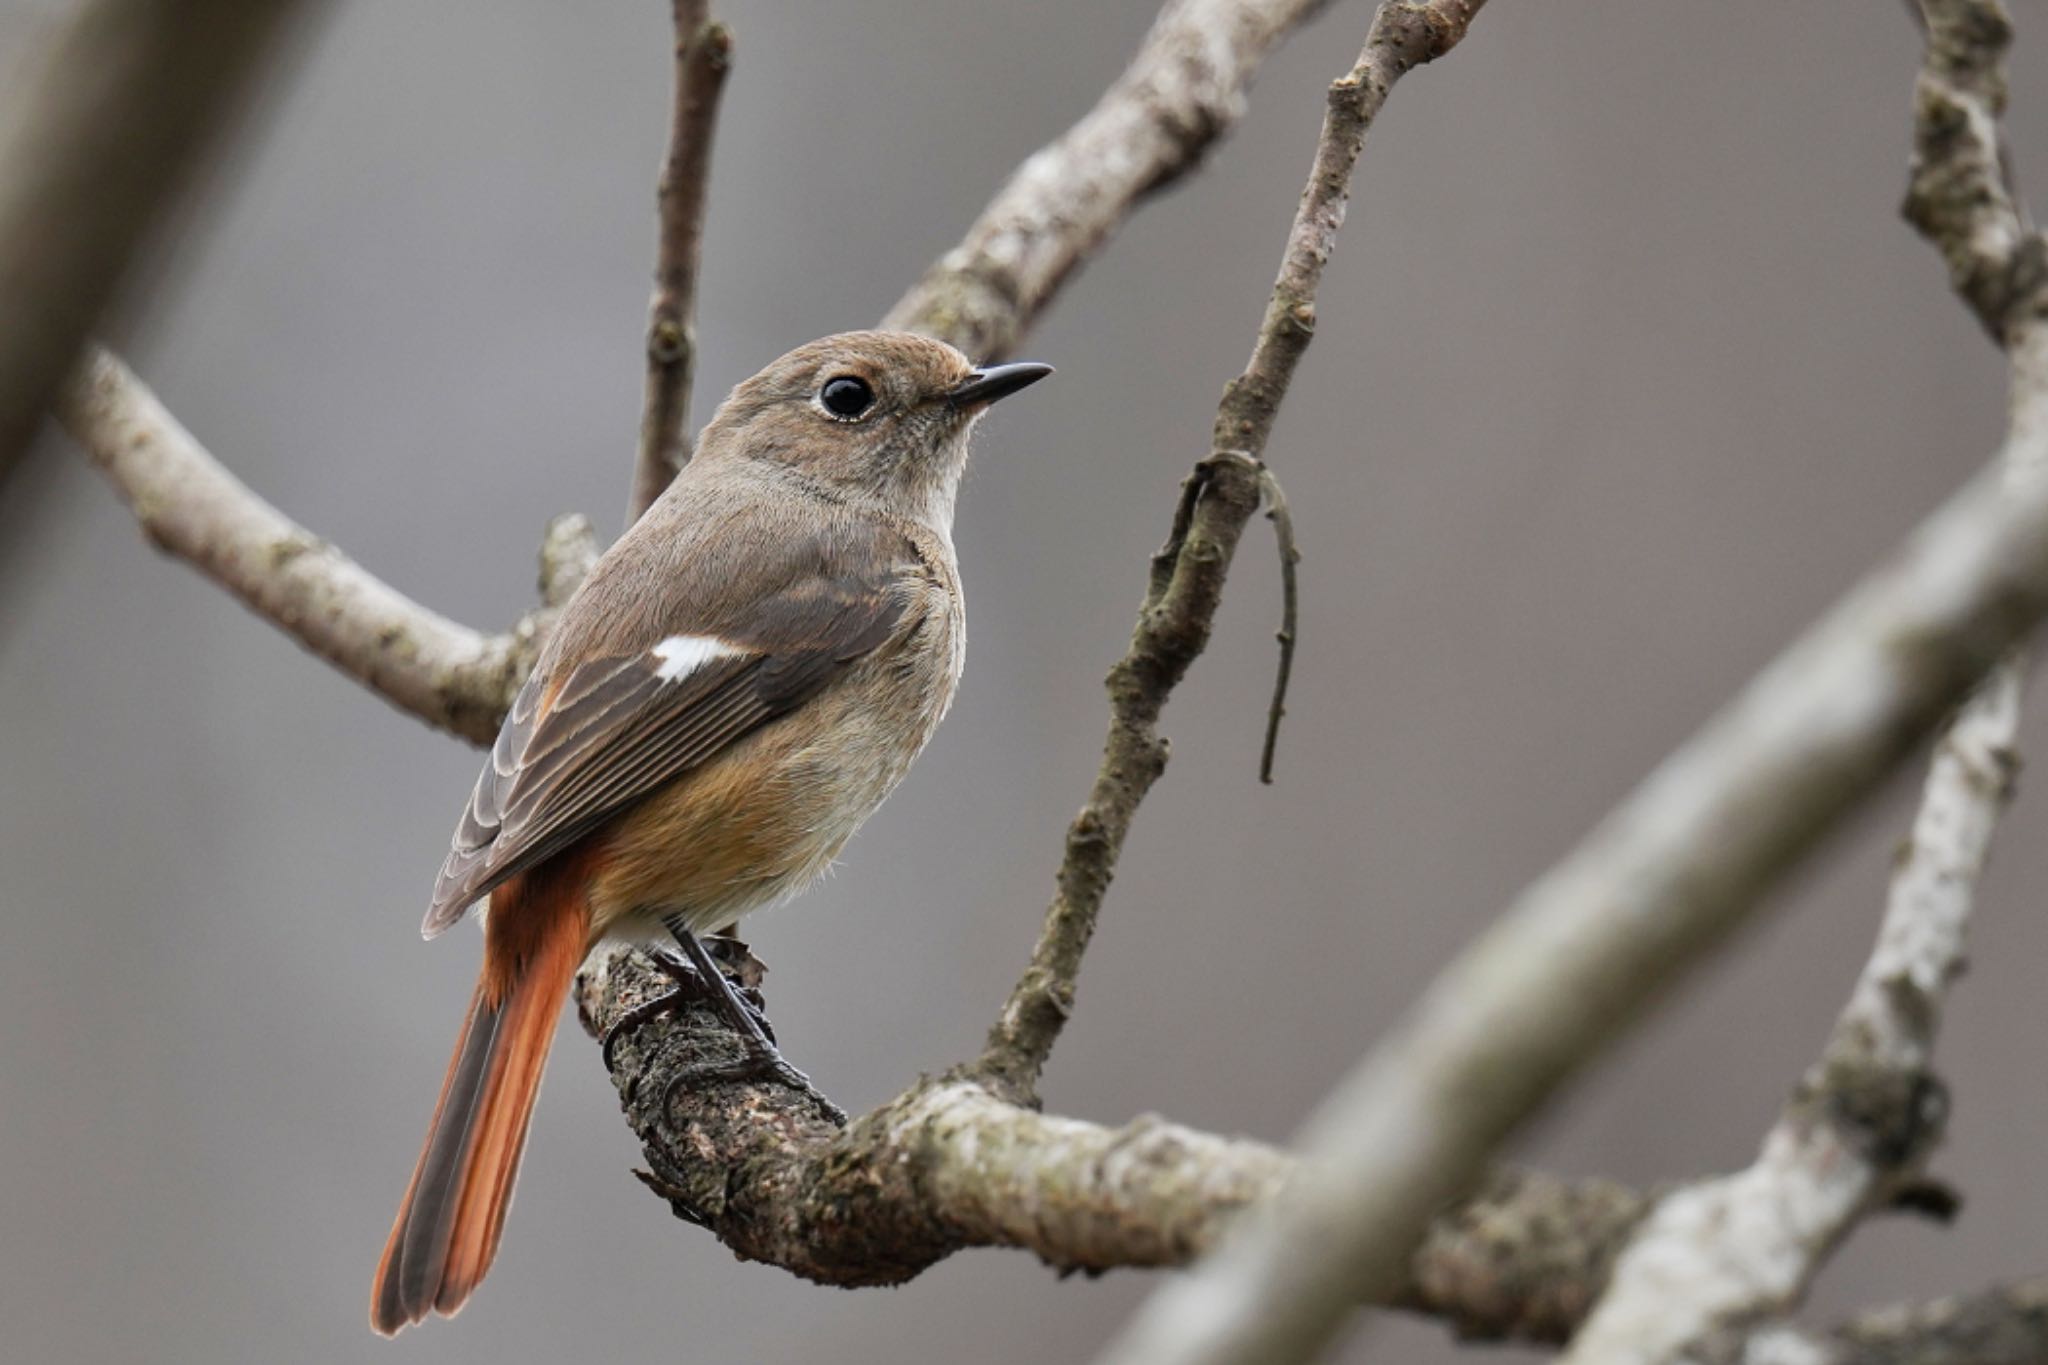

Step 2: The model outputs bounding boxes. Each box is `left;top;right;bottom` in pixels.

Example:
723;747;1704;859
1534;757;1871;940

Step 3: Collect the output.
2;2;2043;1362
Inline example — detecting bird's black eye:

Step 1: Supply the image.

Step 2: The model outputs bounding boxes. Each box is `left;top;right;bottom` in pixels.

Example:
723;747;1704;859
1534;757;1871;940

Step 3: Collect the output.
819;375;875;419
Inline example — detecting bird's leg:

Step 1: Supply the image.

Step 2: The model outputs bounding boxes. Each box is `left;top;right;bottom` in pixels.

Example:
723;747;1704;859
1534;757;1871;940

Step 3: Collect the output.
599;923;783;1074
600;947;714;1073
661;922;835;1103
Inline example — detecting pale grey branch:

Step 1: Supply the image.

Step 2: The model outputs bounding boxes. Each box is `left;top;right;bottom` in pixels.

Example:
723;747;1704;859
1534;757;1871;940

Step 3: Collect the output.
59;349;596;744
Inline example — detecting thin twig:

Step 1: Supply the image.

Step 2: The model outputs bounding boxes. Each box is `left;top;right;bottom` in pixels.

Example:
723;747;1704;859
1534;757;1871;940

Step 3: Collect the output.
974;0;1484;1107
59;348;597;743
1256;465;1299;784
0;0;319;487
883;0;1339;360
627;1;732;523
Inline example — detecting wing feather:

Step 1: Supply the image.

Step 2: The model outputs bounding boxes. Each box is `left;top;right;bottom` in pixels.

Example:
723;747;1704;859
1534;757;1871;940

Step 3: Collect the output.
419;554;914;938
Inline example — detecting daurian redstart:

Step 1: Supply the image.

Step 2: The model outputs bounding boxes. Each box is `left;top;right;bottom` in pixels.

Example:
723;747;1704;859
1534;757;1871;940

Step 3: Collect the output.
369;331;1050;1334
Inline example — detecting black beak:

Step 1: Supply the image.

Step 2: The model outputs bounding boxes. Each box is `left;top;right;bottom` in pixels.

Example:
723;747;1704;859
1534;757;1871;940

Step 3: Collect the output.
947;361;1053;408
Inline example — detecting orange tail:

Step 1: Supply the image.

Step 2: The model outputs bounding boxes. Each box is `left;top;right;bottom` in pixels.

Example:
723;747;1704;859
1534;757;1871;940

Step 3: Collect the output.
370;868;592;1336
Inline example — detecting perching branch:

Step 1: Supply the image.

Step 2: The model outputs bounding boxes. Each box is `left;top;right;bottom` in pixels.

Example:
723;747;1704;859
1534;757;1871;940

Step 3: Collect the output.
59;349;598;744
0;0;318;487
1558;7;2048;1359
573;949;1648;1346
883;0;1340;360
975;0;1481;1102
626;0;732;523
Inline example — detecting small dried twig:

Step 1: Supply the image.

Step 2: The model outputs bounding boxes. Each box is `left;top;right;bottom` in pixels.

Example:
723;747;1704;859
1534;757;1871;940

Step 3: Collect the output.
59;348;597;743
626;0;732;522
0;0;318;486
1256;465;1299;784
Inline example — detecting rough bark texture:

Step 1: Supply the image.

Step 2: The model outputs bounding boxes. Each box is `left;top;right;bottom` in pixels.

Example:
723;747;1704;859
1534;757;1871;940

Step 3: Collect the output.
574;950;1647;1342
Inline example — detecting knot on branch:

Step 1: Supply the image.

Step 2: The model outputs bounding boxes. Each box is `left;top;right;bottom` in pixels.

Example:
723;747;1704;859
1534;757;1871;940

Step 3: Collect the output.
1803;1057;1951;1173
645;318;688;366
1373;1;1478;68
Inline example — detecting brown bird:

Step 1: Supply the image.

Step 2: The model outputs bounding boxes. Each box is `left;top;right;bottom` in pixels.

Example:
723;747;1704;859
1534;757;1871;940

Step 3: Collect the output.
369;330;1050;1335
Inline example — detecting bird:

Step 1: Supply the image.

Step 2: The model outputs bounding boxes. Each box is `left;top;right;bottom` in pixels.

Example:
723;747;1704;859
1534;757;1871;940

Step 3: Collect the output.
369;329;1051;1335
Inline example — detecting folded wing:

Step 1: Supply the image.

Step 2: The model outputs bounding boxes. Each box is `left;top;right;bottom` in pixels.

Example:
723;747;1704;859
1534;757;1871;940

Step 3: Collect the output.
421;533;914;938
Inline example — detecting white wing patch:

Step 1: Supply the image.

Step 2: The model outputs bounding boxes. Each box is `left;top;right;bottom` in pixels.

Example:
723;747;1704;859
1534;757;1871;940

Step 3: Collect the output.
651;634;743;682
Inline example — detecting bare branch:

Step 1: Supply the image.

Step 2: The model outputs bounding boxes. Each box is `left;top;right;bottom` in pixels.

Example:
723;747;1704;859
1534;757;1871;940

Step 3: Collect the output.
883;0;1338;360
626;1;732;523
573;949;1646;1343
0;0;317;487
1559;7;2047;1358
976;0;1487;1106
59;349;597;744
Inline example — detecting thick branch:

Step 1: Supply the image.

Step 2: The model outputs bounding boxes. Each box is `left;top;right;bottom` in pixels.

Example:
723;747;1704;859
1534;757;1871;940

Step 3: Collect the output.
573;950;1644;1344
976;0;1479;1101
59;349;596;744
577;937;2048;1362
882;0;1337;360
1561;7;2048;1359
0;0;317;486
626;1;732;522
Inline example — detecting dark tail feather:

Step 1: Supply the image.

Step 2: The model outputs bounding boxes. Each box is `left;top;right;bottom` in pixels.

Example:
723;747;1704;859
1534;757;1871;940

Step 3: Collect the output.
369;892;586;1336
